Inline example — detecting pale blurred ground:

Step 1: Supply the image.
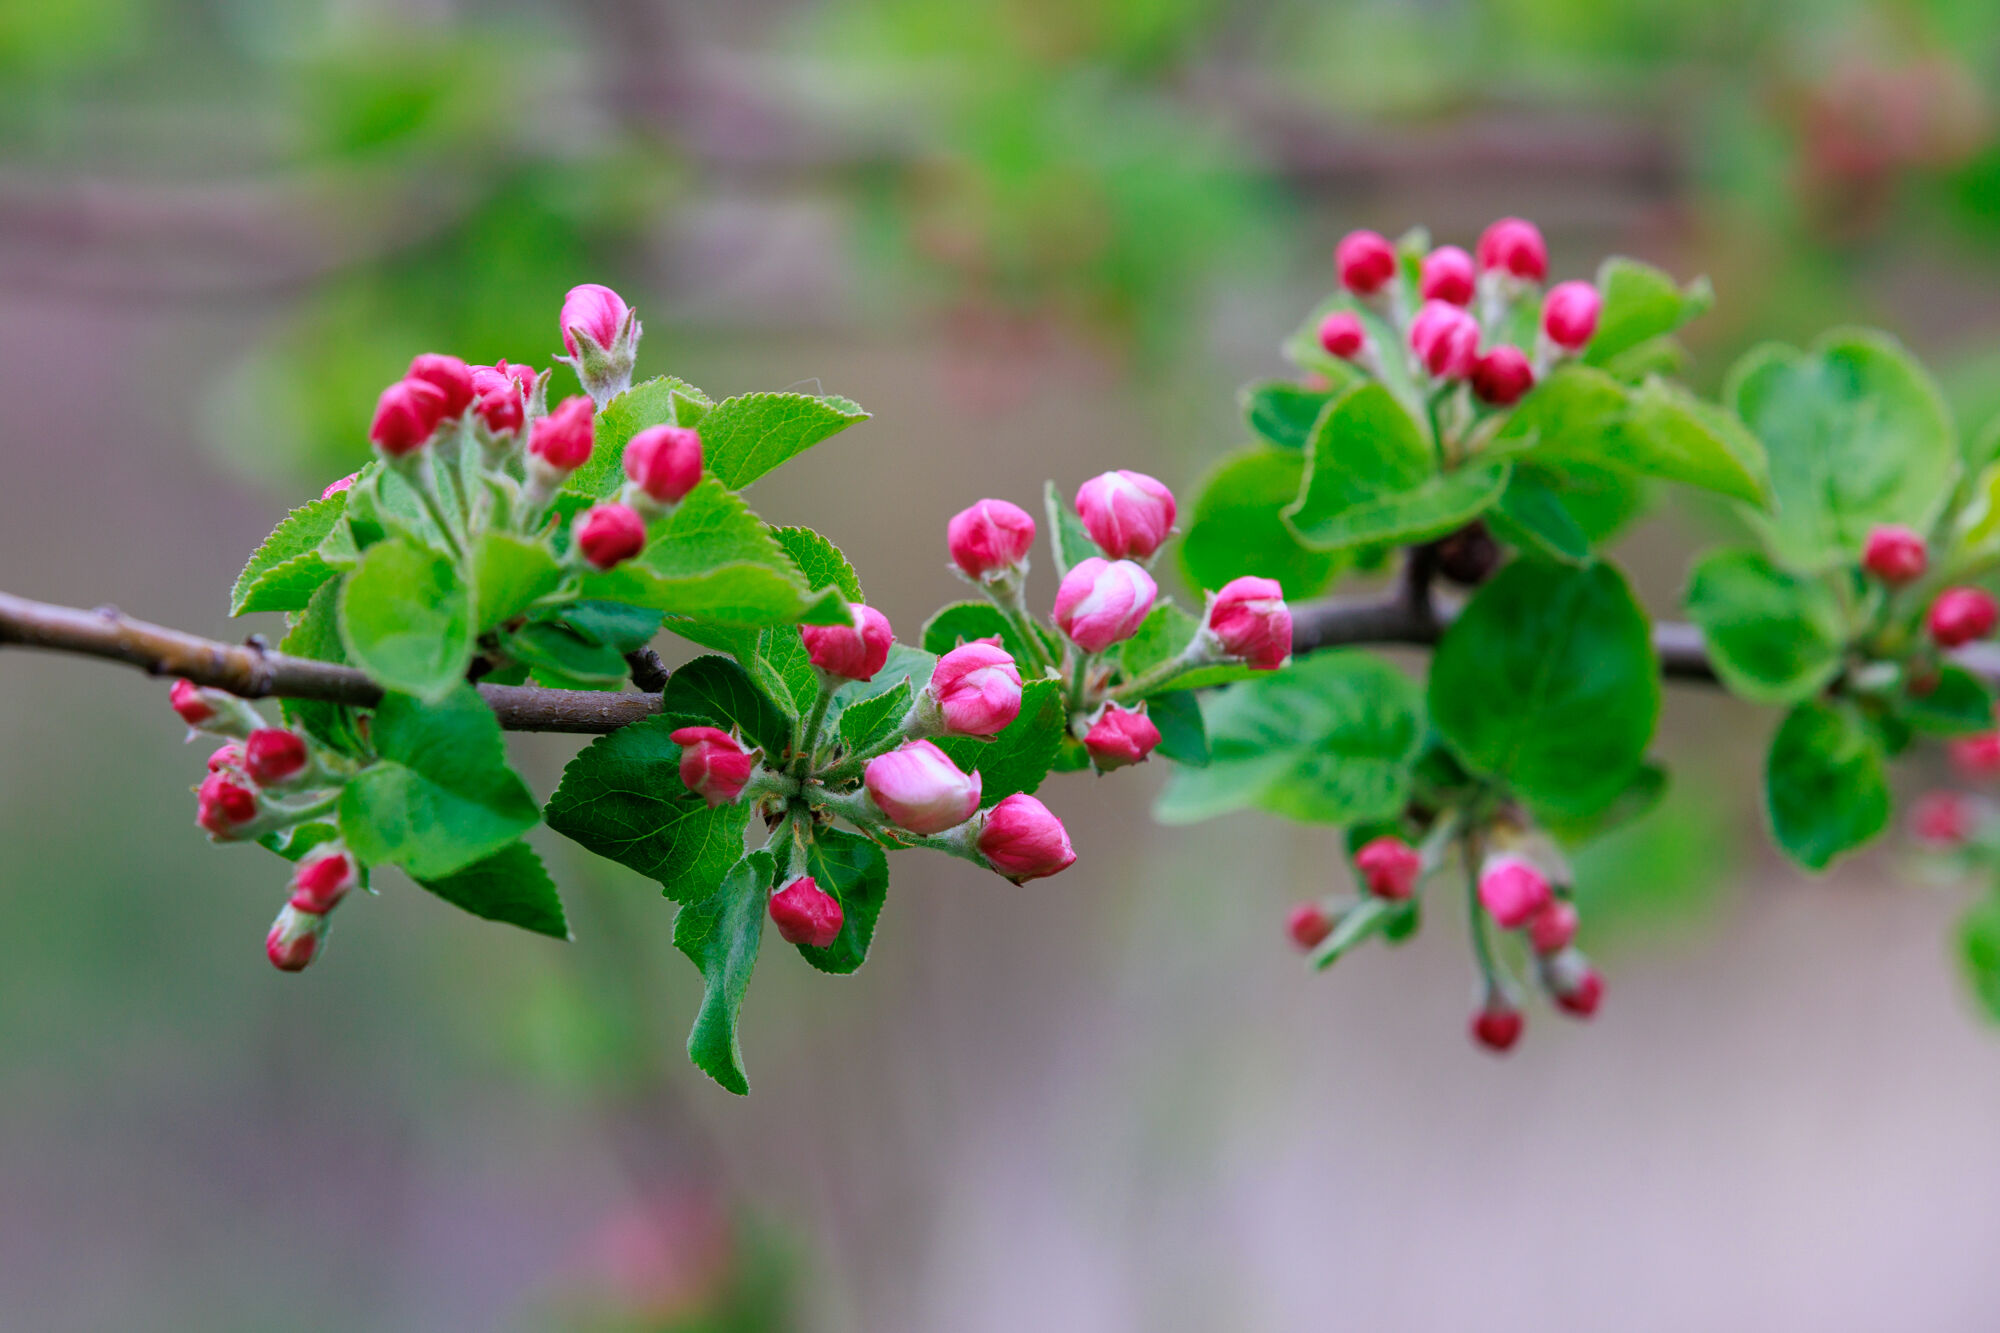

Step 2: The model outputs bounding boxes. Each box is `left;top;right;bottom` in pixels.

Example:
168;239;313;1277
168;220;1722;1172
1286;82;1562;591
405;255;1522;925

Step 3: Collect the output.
7;4;2000;1330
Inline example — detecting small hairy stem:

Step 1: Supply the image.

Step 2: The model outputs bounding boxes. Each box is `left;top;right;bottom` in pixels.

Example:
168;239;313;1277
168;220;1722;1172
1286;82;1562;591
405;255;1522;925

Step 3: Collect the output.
794;676;838;776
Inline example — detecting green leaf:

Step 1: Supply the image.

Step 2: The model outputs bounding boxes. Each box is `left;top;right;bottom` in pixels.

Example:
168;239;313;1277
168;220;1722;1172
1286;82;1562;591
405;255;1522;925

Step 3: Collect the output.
1155;651;1425;825
338;686;541;880
1178;446;1343;600
1146;690;1209;766
661;654;795;756
837;679;911;754
1957;893;2000;1023
504;621;631;690
1486;365;1629;461
1583;257;1713;373
1044;478;1104;576
339;536;475;703
1901;664;1995;736
415;840;570;940
541;600;663;653
279;578;366;756
1491;467;1590;564
1241;379;1334;450
791;826;890;974
232;492;347;616
1729;329;1958;569
1765;701;1890;871
674;851;770;1095
922;601;1036;666
473;532;563;633
1118;601;1253;691
566;375;713;499
773;526;863;602
1430;560;1660;819
1605;377;1770;507
1684;549;1845;705
934;678;1067;804
698;392;870;491
1284;382;1510;552
544;715;753;902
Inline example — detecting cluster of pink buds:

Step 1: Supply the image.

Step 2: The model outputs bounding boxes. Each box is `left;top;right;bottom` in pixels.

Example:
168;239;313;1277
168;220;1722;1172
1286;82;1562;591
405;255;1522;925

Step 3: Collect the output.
1321;219;1601;434
266;843;361;972
1855;523;1999;652
1473;850;1598;1050
1284;835;1424;951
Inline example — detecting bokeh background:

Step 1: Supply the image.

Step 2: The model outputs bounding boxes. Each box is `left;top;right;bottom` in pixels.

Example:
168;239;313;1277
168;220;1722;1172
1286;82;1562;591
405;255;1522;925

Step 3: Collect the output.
7;1;2000;1328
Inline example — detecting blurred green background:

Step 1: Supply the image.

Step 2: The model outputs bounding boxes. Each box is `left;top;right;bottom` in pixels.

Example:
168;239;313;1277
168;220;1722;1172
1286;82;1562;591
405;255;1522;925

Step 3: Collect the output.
8;1;2000;1328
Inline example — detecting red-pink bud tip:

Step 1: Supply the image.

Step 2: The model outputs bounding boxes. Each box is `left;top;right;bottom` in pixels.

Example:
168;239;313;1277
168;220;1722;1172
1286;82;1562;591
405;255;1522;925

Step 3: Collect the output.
1335;229;1398;296
624;424;703;505
530;395;596;473
1471;345;1535;406
1475;217;1548;281
321;472;360;501
929;641;1023;737
575;502;647;570
1950;732;2000;782
475;386;523;434
1912;791;1976;846
265;905;325;972
671;725;757;807
1409;300;1481;380
560;283;631;357
1353;835;1421;900
1861;524;1928;585
1083;703;1161;772
289;847;358;914
865;740;982;835
1419;245;1476;306
1929;587;1998;648
406;353;475;417
197;772;258;837
800;603;895;682
170;678;215;726
1286;902;1334;951
1478;855;1552;930
1553;963;1603;1019
1472;1004;1524;1053
769;875;844;949
1527;899;1579;955
206;743;244;773
1054;557;1158;654
977;793;1076;883
947;498;1037;580
1075;470;1177;561
1317;311;1367;361
1540;280;1600;351
244;728;310;787
1205;576;1291;670
369;377;449;457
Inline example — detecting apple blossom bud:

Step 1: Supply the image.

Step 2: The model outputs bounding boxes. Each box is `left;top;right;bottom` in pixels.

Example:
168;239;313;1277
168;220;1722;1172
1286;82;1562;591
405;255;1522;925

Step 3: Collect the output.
406;353;475;417
1203;576;1292;670
265;903;326;973
1471;345;1535;406
1546;949;1603;1018
1912;791;1976;846
1353;836;1421;900
475;386;523;435
207;743;244;773
947;498;1037;581
1862;524;1927;585
1075;470;1177;561
530;395;595;474
1471;999;1524;1053
1475;217;1547;280
1420;245;1476;305
560;284;630;358
321;472;359;501
1083;703;1161;771
171;680;259;737
558;283;641;407
1527;899;1579;954
470;360;539;400
289;846;358;914
1317;311;1367;361
1950;732;2000;781
368;377;449;457
800;604;895;682
244;728;310;788
1929;587;1999;648
1053;557;1157;653
671;726;756;807
575;502;647;570
1335;229;1398;295
976;793;1076;882
624;424;703;505
1409;299;1481;379
769;875;844;949
865;740;982;835
171;678;216;727
1541;281;1600;351
196;771;258;839
927;641;1022;737
1286;902;1334;951
1478;854;1552;929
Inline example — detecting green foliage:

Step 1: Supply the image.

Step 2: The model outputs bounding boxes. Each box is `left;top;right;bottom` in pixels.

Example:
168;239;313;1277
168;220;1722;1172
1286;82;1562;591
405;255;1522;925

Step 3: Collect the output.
1179;446;1342;599
1684;549;1845;704
1241;380;1333;450
1583;257;1714;378
698;392;871;491
471;532;563;633
1765;701;1890;871
231;492;347;615
339;536;476;703
675;852;772;1096
1044;479;1106;575
415;841;569;940
660;655;795;759
567;376;714;499
791;827;891;975
935;678;1068;804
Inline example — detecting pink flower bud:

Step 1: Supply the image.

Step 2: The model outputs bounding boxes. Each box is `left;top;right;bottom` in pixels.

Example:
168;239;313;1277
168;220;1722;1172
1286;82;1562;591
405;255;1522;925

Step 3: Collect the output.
1204;576;1292;670
1409;300;1481;379
1083;703;1161;771
1354;835;1421;900
171;678;216;726
1075;470;1177;560
1471;345;1535;406
1527;899;1579;954
1471;1000;1523;1053
207;743;244;773
1053;557;1157;653
671;726;757;807
575;502;647;570
1951;732;2000;781
1929;587;1999;648
244;728;310;788
289;846;358;914
321;472;359;501
1547;950;1603;1018
561;283;631;356
1478;854;1552;929
197;772;258;838
406;353;475;417
865;740;982;835
1335;229;1398;295
976;793;1076;882
624;424;704;505
1286;902;1334;951
475;386;523;434
265;903;326;973
1541;280;1601;351
800;603;895;682
1912;791;1976;846
368;377;448;457
470;360;539;399
1475;217;1548;281
928;641;1022;736
947;498;1037;580
1317;311;1367;360
530;395;596;473
769;875;844;948
1419;245;1476;305
1862;524;1927;585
